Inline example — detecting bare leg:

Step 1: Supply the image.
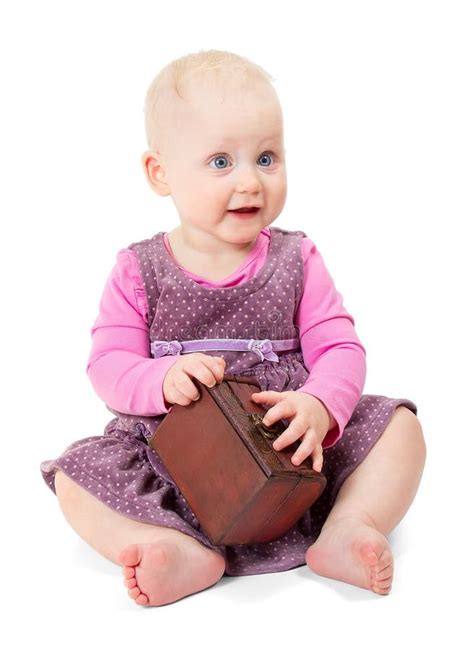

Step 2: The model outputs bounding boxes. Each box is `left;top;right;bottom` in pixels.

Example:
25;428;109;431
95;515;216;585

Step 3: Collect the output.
305;405;426;595
54;470;226;607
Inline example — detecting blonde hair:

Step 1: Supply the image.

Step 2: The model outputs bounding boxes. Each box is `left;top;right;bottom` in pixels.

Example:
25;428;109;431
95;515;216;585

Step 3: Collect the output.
144;49;276;151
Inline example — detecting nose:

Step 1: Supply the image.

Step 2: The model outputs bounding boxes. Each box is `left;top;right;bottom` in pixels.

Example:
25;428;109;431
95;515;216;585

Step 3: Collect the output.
234;163;262;194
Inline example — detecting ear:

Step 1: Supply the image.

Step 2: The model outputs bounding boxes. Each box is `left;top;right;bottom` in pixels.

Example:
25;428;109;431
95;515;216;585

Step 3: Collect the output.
141;150;171;197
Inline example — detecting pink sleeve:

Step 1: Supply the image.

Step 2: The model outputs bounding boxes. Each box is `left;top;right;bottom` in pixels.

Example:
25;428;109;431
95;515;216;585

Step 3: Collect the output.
294;237;367;449
86;249;178;416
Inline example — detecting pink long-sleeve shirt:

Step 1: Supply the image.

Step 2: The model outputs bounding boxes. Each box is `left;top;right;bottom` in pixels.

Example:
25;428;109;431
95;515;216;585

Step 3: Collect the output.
86;228;367;448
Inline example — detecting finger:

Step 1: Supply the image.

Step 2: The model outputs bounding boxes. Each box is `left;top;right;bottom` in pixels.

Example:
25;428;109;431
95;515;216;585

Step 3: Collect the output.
290;431;320;466
188;362;218;387
272;417;307;451
251;390;282;405
214;356;227;380
262;399;296;427
168;386;194;406
201;355;226;382
174;373;201;401
312;447;324;472
312;458;324;472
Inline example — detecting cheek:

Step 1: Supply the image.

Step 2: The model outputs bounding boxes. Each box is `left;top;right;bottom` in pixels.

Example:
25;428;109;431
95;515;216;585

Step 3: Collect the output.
199;178;232;204
199;183;225;207
270;174;287;204
178;174;212;204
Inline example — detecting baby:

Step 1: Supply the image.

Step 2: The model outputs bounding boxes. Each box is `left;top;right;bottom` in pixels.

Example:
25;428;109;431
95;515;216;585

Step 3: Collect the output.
40;49;426;606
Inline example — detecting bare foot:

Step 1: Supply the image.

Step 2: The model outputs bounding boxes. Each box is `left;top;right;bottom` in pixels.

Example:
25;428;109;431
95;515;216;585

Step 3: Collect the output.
305;516;394;595
118;537;226;607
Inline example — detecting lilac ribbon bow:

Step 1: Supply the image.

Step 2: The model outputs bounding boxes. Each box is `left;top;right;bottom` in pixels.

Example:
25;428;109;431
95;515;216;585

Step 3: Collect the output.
151;340;183;358
150;337;284;362
247;338;279;362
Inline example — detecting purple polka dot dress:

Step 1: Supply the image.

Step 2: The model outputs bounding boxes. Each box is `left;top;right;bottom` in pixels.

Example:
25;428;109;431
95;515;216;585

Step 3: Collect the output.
40;226;417;576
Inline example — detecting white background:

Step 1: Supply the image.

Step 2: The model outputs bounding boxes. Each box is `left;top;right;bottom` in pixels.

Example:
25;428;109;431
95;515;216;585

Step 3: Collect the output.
1;1;472;647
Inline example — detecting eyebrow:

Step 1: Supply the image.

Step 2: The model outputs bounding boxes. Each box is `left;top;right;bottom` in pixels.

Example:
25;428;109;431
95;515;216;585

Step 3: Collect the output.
209;136;282;150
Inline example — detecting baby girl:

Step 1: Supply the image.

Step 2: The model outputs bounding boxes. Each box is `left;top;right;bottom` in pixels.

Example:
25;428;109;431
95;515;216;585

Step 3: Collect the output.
40;49;426;606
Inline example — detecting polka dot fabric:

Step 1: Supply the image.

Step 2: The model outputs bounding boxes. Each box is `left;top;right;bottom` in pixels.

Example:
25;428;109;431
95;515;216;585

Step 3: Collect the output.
40;226;417;576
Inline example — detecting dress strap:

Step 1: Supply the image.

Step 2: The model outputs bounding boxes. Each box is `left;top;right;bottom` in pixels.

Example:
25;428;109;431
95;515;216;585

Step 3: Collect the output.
151;338;301;363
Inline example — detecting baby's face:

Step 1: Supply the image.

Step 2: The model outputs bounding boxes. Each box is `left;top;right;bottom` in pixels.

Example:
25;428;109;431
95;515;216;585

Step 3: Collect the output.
145;79;287;249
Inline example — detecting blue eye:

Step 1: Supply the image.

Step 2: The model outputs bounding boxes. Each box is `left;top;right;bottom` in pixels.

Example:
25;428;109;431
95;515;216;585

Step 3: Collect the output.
258;152;274;166
210;155;229;169
209;151;275;170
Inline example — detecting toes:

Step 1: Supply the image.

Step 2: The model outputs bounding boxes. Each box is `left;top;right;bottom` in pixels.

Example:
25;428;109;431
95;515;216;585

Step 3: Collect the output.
360;539;393;573
360;541;383;566
373;582;392;595
358;535;394;596
376;564;393;581
135;593;149;606
118;544;141;567
127;586;149;606
374;587;391;596
122;566;135;579
378;547;393;568
373;573;393;595
120;543;151;606
375;576;393;589
124;577;137;589
128;586;141;599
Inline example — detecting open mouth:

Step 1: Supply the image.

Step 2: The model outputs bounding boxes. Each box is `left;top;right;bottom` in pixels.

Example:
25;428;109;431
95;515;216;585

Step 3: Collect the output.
228;207;260;215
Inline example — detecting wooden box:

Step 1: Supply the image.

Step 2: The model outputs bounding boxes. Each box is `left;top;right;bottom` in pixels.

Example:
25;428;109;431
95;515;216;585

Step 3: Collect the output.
148;374;326;545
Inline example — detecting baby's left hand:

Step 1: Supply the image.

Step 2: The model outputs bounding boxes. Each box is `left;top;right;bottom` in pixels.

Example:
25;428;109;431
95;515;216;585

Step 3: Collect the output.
251;390;333;472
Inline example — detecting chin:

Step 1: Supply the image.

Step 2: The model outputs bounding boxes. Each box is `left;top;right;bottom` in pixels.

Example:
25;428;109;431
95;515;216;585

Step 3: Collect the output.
226;230;257;241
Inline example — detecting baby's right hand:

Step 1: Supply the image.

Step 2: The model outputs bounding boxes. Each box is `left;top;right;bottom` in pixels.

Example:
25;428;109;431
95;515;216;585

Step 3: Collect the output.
162;353;226;407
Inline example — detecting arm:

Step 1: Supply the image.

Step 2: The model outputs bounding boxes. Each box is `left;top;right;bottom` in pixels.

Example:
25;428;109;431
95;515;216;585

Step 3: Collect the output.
86;249;177;416
295;237;367;448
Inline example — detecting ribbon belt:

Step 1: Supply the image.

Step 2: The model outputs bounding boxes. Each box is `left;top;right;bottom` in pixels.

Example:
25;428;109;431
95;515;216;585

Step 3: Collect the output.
150;337;300;363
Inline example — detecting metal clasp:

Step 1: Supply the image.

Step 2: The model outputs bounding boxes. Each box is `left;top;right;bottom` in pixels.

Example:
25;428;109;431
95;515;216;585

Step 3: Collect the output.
248;413;284;440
